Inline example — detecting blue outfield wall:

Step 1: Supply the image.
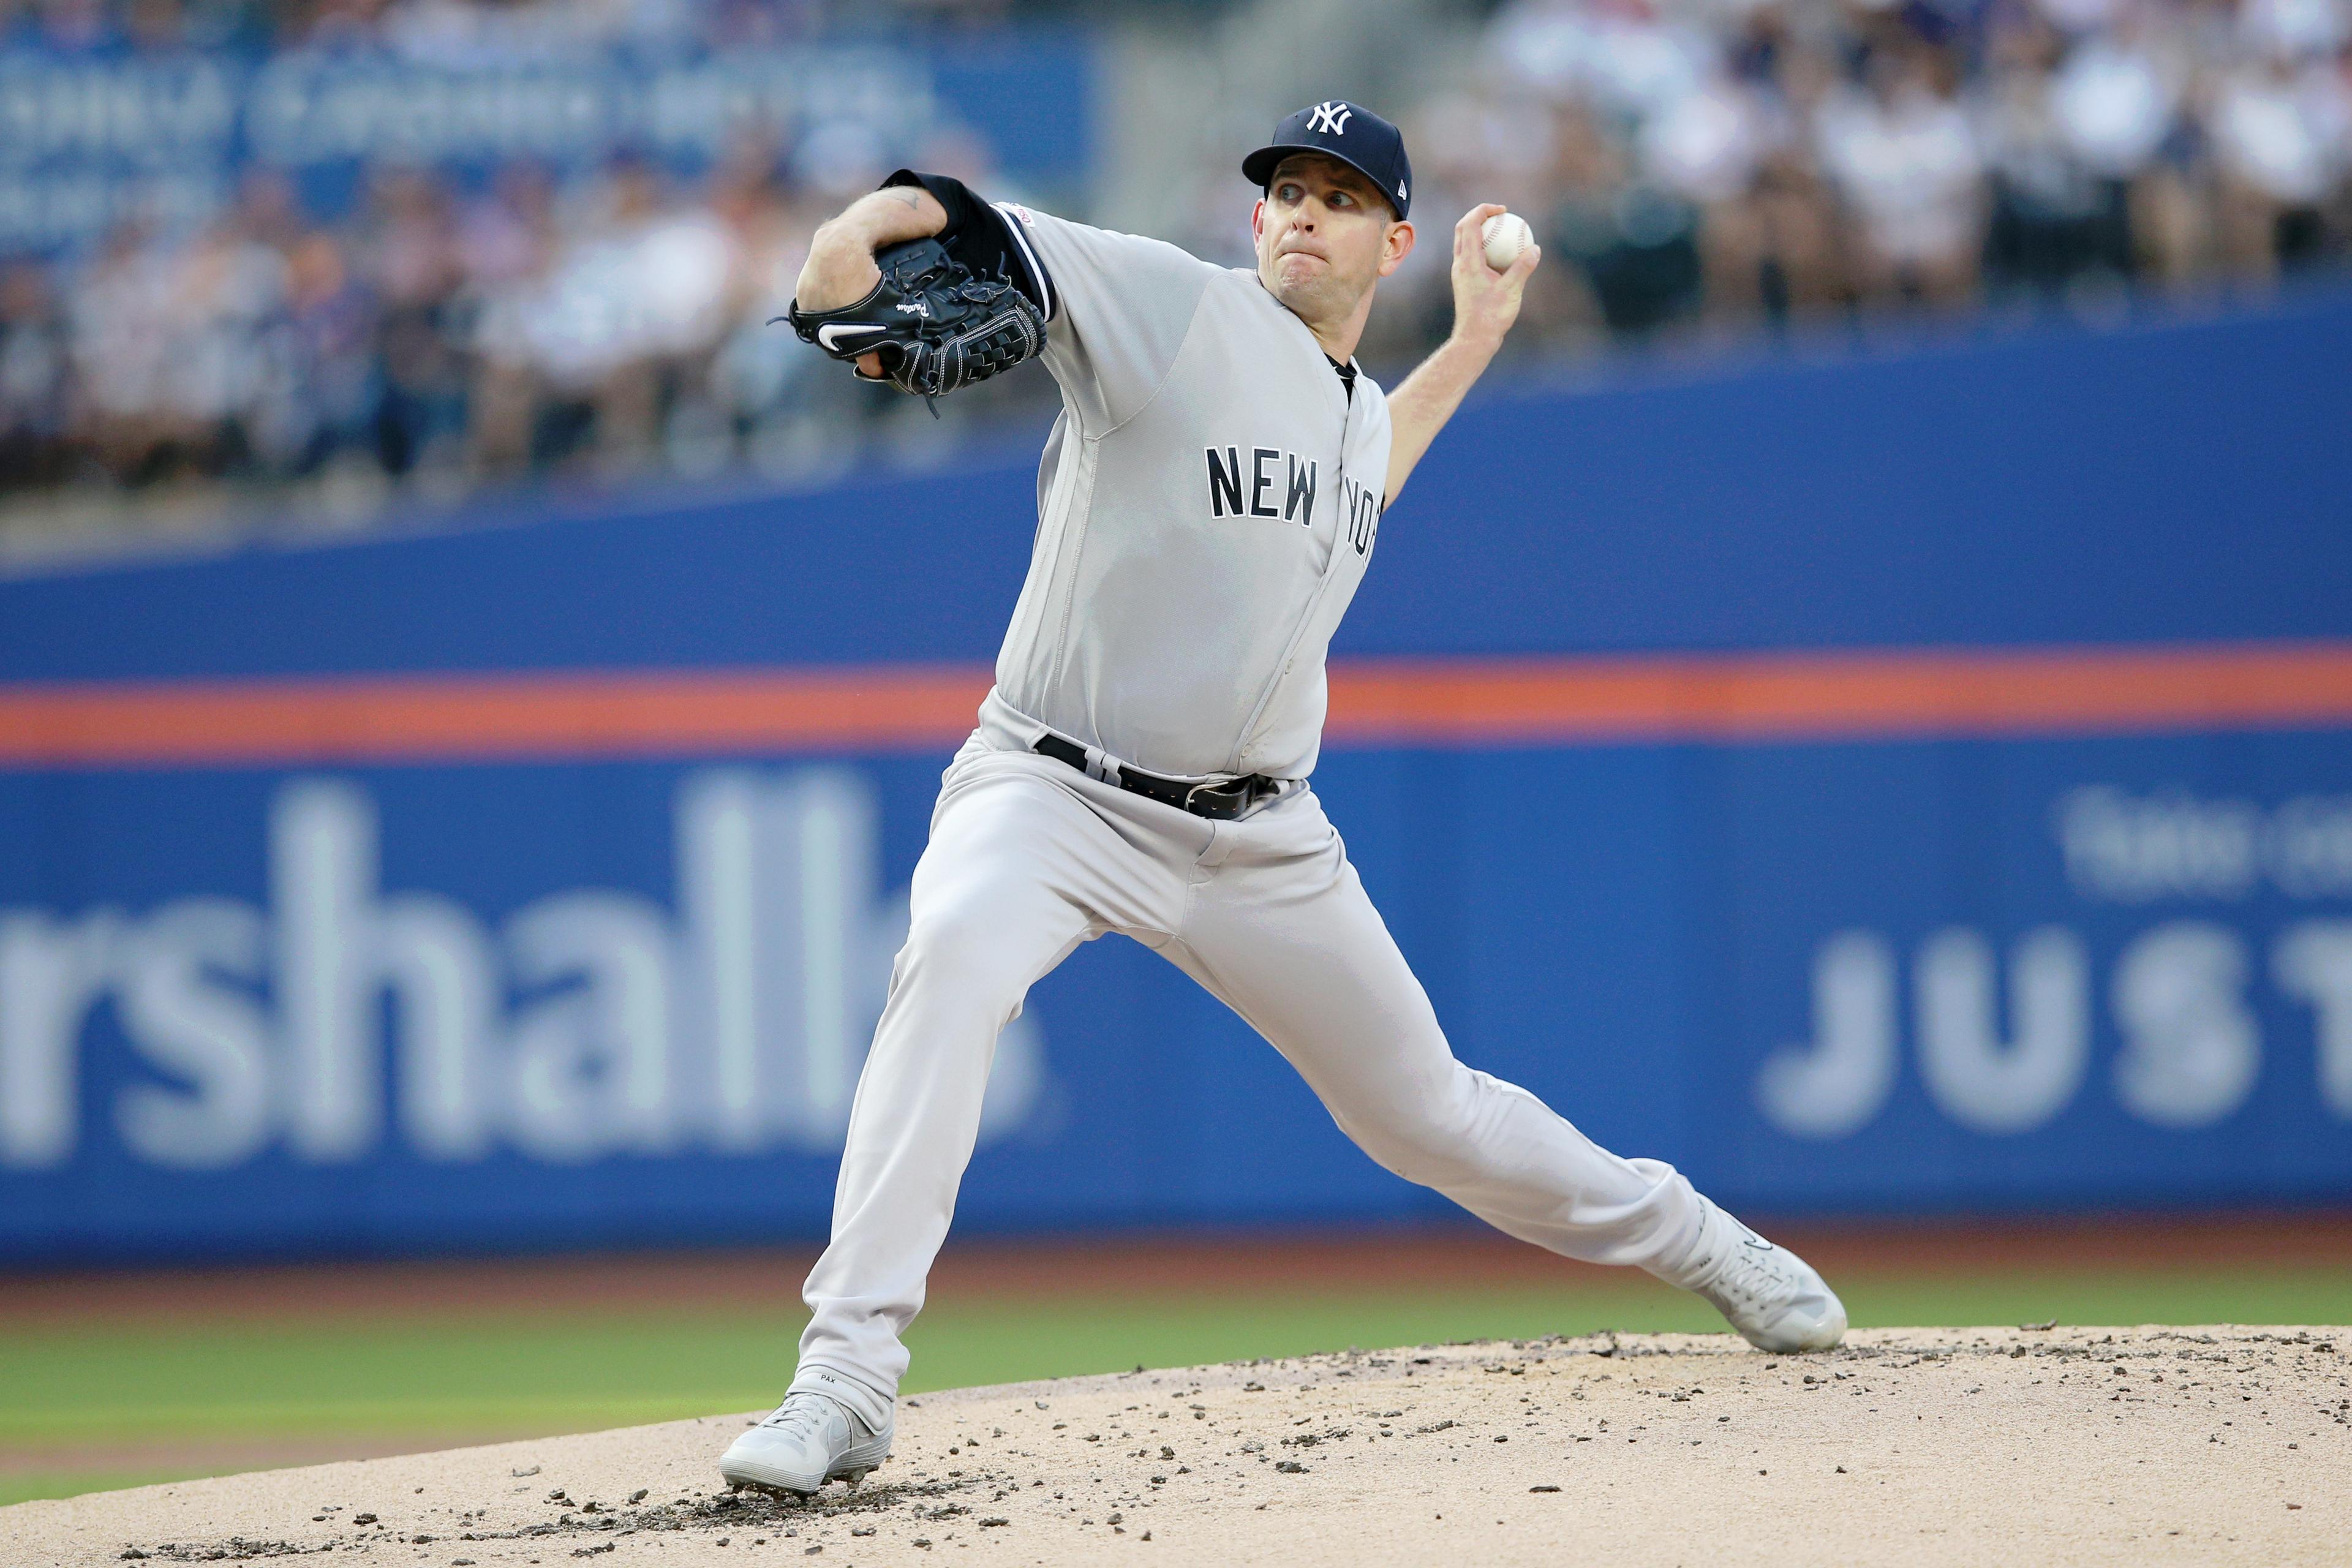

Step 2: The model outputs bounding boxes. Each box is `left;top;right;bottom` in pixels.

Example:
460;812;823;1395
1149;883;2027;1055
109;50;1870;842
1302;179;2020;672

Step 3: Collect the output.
2;289;2350;1262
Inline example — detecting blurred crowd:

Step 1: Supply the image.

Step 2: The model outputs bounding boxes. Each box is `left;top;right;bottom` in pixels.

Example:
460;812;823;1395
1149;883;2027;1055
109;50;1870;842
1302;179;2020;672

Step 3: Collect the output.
0;0;1008;56
0;0;1035;521
1;0;2348;522
1360;0;2352;350
0;138;1021;507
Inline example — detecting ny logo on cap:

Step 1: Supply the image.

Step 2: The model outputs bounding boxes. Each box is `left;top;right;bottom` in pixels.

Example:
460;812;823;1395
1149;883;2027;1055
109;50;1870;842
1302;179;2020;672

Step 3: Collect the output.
1308;100;1352;135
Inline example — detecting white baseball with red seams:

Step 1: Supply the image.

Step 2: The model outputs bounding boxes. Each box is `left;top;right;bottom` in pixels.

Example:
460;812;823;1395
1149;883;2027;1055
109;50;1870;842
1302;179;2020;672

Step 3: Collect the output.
1482;210;1533;271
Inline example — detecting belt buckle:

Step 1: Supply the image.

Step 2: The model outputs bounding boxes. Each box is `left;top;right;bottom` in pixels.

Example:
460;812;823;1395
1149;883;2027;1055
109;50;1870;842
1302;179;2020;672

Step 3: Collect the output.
1182;777;1248;818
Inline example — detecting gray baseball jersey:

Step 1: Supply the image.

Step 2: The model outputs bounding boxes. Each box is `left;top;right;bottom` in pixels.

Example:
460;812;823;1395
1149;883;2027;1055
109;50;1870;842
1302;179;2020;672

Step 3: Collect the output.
975;201;1393;783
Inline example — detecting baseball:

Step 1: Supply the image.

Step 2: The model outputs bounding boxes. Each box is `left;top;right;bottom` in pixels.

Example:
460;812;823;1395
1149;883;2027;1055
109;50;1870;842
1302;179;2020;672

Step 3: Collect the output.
1481;210;1532;271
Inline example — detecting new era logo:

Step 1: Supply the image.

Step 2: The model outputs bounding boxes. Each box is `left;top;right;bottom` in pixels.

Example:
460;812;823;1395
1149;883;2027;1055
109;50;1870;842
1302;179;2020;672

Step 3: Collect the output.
1308;100;1351;135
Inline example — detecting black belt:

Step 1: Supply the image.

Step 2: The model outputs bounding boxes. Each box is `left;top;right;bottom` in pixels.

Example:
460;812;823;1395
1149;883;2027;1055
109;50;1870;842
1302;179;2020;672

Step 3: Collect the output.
1032;734;1276;821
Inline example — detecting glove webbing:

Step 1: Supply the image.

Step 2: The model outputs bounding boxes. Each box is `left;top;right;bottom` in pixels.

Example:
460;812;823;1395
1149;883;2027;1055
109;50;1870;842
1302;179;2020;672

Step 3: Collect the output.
772;241;1044;417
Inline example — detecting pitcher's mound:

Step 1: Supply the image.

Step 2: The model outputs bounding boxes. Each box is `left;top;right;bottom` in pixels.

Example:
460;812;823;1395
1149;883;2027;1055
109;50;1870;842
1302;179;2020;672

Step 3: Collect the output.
9;1327;2347;1566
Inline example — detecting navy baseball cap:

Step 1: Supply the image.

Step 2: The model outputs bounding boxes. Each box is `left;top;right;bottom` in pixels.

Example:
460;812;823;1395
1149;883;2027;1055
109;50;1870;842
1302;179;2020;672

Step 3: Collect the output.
1243;100;1412;220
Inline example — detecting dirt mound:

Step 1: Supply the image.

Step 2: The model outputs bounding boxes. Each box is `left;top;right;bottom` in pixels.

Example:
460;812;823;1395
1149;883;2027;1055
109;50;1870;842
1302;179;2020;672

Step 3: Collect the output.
8;1327;2346;1566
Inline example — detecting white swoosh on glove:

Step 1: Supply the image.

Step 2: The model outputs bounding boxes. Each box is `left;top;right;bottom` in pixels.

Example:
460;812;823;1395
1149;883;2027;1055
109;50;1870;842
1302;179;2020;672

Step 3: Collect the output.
816;323;888;352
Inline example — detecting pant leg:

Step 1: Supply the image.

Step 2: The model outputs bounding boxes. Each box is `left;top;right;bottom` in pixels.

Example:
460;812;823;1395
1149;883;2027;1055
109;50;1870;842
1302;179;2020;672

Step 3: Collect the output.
793;750;1187;1419
1166;788;1704;1272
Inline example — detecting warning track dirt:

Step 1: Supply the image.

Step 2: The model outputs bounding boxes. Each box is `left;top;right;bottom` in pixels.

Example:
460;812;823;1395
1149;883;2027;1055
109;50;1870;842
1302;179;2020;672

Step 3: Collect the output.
9;1327;2347;1566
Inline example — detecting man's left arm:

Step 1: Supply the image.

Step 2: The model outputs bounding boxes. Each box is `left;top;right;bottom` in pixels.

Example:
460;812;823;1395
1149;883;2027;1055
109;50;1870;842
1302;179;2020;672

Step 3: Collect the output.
1384;204;1540;507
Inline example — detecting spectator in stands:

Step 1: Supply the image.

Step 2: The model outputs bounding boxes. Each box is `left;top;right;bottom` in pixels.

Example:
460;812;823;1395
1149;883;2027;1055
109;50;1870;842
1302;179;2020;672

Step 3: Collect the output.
1741;43;1849;321
465;162;562;478
266;225;379;477
1547;98;1705;333
0;259;70;491
357;168;466;481
2051;3;2200;283
1642;64;1776;320
2211;45;2351;276
67;219;182;484
1817;40;1988;307
1978;15;2129;295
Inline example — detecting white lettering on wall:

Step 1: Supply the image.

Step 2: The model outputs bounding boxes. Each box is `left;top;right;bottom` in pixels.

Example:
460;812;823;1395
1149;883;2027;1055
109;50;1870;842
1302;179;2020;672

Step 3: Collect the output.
2111;922;2260;1128
276;779;376;1162
2056;786;2352;903
113;900;270;1170
382;894;502;1162
1915;927;2089;1134
506;892;675;1164
0;769;1046;1170
2272;921;2352;1118
1756;930;1896;1139
680;770;764;1152
1764;919;2348;1139
0;911;116;1167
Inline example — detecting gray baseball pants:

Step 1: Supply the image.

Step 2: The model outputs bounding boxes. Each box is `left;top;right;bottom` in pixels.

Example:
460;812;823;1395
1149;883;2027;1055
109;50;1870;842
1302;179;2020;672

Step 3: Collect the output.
789;734;1705;1426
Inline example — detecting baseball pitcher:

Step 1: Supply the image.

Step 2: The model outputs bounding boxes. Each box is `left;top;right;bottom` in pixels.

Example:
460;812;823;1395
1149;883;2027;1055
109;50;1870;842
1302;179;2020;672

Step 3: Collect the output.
722;100;1846;1496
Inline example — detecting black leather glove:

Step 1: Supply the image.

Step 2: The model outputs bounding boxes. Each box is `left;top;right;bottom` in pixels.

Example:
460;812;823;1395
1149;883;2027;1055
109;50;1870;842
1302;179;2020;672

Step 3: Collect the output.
778;236;1046;410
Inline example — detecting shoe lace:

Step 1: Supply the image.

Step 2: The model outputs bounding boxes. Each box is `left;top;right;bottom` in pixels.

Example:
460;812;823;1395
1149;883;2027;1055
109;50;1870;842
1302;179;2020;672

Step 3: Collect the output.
1704;1236;1797;1319
760;1394;848;1442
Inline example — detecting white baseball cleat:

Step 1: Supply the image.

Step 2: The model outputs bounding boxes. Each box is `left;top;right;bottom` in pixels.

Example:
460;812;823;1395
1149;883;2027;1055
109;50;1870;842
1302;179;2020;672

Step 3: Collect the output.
720;1392;894;1495
1655;1197;1847;1353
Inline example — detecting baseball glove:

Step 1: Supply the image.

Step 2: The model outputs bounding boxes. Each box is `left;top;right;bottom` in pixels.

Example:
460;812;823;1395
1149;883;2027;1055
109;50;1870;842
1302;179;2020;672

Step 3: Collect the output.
777;237;1046;410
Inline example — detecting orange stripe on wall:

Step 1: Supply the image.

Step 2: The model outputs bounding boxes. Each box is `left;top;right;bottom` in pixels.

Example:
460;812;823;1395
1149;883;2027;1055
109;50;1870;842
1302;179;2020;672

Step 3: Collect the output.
2;641;2350;767
1325;641;2352;745
0;666;993;767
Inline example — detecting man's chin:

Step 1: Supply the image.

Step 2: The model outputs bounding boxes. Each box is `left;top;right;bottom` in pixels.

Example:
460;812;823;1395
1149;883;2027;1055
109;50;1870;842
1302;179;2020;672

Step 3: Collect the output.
1267;272;1336;316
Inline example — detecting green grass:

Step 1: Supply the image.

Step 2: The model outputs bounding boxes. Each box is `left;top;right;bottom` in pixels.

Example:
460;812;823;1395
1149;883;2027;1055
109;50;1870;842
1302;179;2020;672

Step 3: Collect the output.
2;1264;2343;1508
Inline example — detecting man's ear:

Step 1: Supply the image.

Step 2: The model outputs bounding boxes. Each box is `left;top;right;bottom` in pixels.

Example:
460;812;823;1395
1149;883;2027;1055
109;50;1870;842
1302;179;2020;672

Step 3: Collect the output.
1250;196;1266;244
1378;220;1416;278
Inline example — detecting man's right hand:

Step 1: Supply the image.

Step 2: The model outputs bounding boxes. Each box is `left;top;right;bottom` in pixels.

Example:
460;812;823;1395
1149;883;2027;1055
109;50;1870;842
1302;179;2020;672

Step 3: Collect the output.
796;239;884;315
794;186;951;377
796;187;951;309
